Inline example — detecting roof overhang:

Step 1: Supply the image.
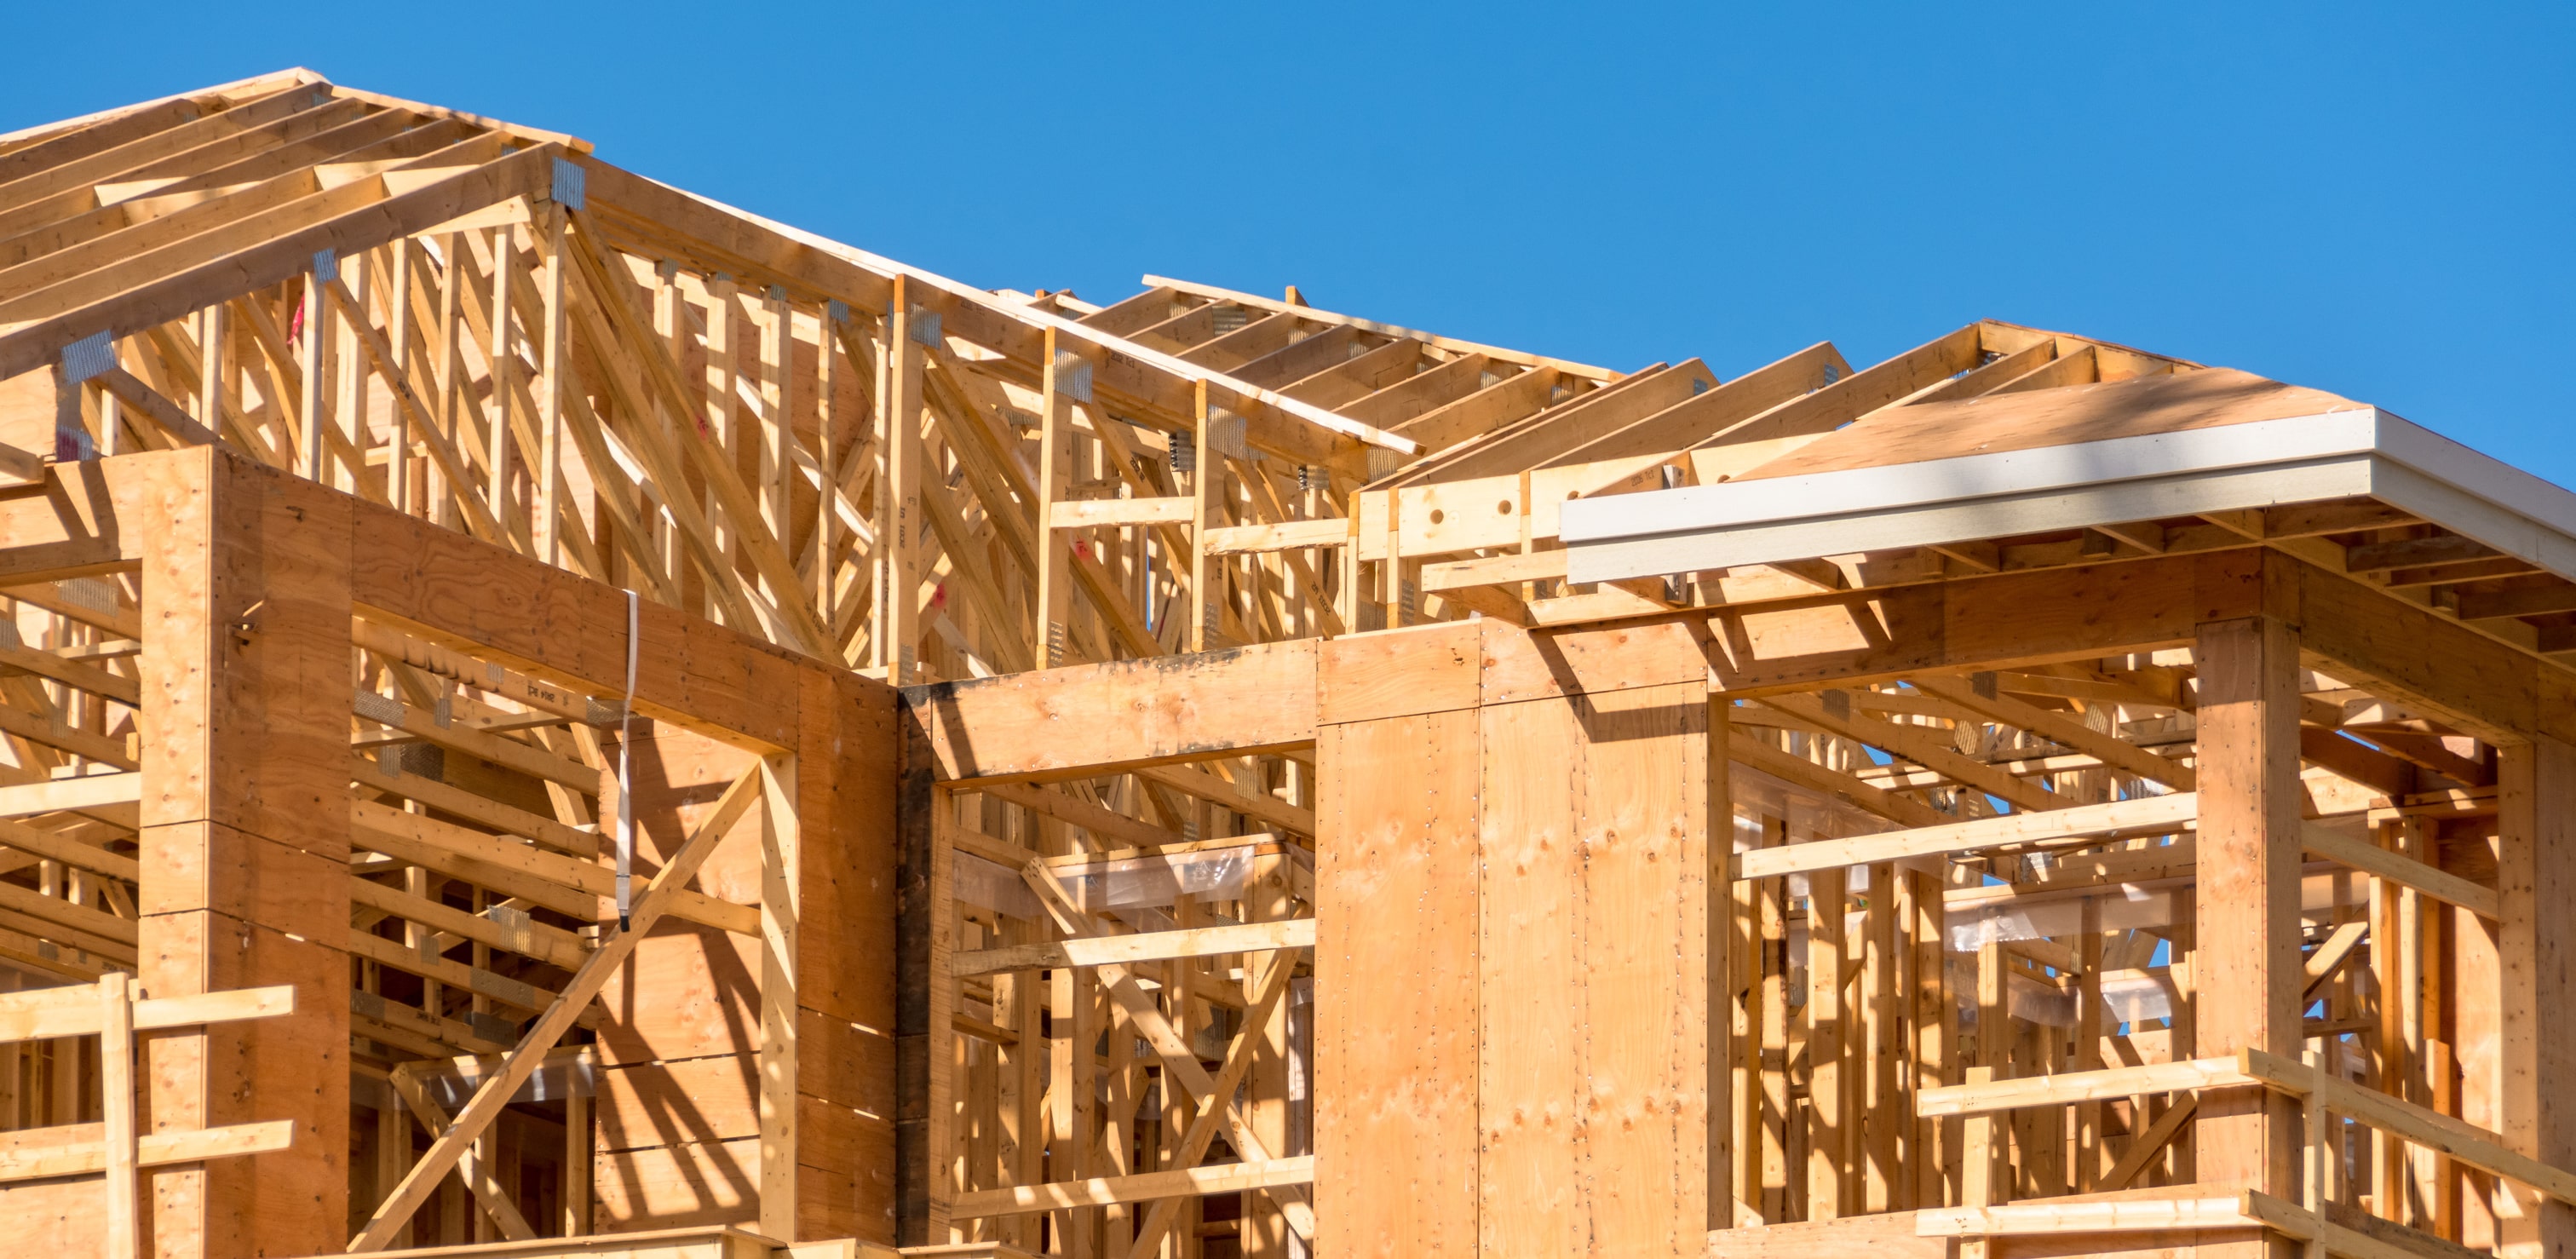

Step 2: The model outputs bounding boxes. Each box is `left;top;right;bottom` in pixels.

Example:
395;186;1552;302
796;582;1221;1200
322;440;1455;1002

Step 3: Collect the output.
1560;409;2576;587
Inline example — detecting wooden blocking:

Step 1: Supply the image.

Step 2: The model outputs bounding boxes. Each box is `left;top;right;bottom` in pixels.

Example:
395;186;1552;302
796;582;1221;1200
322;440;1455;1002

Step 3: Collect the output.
2191;616;2304;1237
1314;624;1711;1257
1806;866;1849;1220
2494;737;2576;1256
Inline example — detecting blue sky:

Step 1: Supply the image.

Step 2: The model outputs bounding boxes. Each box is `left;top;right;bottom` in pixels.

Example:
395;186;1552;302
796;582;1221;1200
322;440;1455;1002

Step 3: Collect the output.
5;4;2570;481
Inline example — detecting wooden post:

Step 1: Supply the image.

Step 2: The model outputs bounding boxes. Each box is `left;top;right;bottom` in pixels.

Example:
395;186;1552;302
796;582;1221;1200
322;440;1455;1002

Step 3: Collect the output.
2194;615;2303;1258
1808;865;1849;1221
2495;737;2576;1259
386;242;413;515
432;233;466;532
1864;859;1899;1211
1758;813;1791;1223
1244;849;1294;1256
333;246;367;495
1962;1064;1997;1259
758;285;791;589
1711;697;1737;1230
195;304;227;437
486;227;518;532
1189;382;1222;652
894;733;946;1243
375;1094;411;1249
757;751;801;1240
300;257;330;481
559;1091;589;1235
1036;330;1077;667
101;973;136;1259
816;302;842;618
534;205;569;565
137;449;354;1258
2076;896;2104;1191
878;279;924;683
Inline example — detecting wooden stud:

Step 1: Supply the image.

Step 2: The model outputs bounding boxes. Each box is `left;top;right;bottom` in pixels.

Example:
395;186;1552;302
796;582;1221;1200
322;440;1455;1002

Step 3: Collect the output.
2194;615;2304;1257
534;204;569;563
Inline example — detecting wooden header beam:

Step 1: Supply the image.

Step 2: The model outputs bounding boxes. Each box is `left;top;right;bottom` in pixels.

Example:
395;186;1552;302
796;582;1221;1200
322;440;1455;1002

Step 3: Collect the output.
903;544;2574;788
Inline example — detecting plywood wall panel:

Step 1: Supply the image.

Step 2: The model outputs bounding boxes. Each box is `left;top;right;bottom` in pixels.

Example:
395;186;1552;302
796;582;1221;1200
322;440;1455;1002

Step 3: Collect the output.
1315;706;1481;1256
1569;681;1710;1256
1475;690;1584;1254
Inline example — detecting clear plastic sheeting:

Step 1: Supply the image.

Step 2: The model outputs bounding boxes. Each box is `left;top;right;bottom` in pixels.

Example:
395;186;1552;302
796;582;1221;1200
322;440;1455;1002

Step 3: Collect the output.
1731;762;1900;859
1946;861;2368;953
392;1047;597;1112
1949;879;2182;952
954;850;1044;920
1059;846;1269;912
952;842;1314;923
1998;967;2185;1027
355;1049;596;1112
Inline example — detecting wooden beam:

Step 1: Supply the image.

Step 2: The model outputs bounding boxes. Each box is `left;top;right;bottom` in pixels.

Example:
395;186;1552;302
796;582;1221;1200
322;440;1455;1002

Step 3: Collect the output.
1918;1195;2262;1236
1133;761;1316;836
2192;614;2303;1254
952;917;1314;978
1735;791;2195;880
1725;729;1951;829
2300;823;2498;920
1918;1055;2257;1117
904;638;1318;785
952;1154;1314;1218
1912;675;2196;791
1759;692;2064;813
0;1120;295;1182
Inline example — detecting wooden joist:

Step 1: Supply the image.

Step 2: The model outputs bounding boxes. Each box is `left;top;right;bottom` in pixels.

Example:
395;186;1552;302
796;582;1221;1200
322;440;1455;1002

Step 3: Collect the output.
1734;791;2195;880
952;1155;1315;1217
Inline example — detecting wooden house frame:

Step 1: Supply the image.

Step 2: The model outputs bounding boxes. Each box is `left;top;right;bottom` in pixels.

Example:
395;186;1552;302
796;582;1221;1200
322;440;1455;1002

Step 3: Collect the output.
0;69;2568;1259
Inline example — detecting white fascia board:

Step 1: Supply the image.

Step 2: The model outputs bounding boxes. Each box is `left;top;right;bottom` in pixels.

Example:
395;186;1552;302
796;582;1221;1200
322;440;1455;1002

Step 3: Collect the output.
1561;407;2576;586
1565;457;2378;584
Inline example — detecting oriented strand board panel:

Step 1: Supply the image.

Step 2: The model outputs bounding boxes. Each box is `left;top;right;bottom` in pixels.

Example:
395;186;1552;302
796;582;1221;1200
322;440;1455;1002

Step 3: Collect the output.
1314;704;1481;1256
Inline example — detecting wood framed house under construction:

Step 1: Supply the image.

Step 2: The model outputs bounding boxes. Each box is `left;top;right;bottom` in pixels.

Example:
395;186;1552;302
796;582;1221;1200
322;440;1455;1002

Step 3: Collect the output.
0;68;2568;1259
